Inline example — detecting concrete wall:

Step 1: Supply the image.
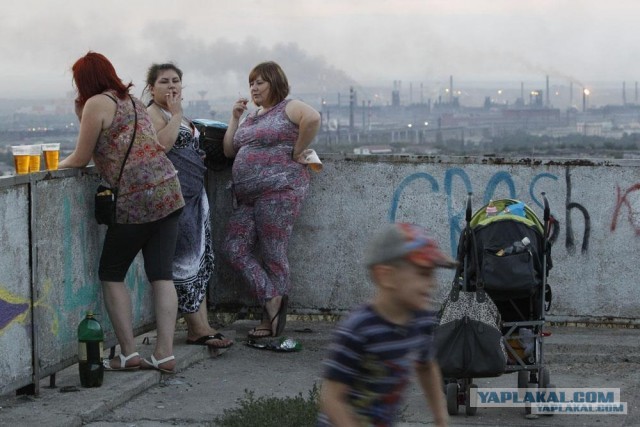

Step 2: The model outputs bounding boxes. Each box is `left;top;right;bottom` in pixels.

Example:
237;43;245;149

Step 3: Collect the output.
0;178;31;395
209;154;640;325
0;169;152;395
3;154;640;395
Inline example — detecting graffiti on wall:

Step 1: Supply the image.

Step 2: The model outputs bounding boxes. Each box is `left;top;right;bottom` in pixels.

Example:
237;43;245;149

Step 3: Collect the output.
389;166;594;255
564;168;591;254
0;279;59;336
0;193;147;346
63;196;102;328
611;182;640;235
0;287;29;332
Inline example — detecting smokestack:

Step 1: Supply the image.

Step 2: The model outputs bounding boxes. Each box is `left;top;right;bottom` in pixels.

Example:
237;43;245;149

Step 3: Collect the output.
409;82;413;105
636;82;638;104
349;86;355;132
623;81;627;105
391;80;401;107
521;82;524;102
570;82;573;107
449;75;453;104
546;75;550;107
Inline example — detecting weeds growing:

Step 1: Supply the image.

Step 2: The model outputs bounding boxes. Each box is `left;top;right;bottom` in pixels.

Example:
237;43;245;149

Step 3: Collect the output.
213;383;320;427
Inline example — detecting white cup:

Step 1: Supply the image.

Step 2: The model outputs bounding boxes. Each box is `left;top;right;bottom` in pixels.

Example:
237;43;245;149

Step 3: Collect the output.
11;145;31;175
28;145;42;172
42;143;60;171
300;149;322;172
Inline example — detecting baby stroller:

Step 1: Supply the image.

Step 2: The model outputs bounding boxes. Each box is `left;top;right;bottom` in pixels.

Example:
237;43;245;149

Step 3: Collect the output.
438;193;553;416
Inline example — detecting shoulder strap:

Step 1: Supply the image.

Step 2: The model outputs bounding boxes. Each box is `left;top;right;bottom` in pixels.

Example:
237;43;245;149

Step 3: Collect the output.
154;103;193;130
102;93;118;104
152;102;171;125
155;103;196;136
113;95;137;196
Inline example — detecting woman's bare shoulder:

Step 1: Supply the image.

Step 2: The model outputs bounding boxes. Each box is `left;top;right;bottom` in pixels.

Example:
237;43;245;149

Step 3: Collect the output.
285;99;320;122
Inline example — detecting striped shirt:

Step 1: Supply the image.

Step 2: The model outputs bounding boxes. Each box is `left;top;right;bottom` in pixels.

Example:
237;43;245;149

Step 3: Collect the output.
318;304;437;427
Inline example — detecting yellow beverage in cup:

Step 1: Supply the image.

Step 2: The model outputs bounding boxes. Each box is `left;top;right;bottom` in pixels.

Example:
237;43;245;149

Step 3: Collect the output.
42;143;60;171
11;146;31;175
29;155;41;172
28;145;42;172
309;162;323;172
44;150;59;170
14;155;30;174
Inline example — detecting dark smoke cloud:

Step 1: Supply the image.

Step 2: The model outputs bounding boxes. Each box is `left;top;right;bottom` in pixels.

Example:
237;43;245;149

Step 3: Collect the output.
131;27;357;96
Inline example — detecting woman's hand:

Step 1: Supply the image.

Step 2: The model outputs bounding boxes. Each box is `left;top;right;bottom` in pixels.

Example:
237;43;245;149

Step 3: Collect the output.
165;90;183;117
223;97;248;159
231;97;249;120
148;90;184;152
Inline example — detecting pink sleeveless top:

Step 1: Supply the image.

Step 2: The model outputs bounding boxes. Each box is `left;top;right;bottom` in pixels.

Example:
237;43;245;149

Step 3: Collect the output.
93;91;184;224
231;99;309;203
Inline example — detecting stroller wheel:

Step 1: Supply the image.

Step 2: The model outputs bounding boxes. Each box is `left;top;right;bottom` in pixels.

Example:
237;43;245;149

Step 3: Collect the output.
517;370;529;389
542;383;557;417
539;367;550;388
446;382;459;415
524;385;538;419
518;373;537;417
465;383;478;415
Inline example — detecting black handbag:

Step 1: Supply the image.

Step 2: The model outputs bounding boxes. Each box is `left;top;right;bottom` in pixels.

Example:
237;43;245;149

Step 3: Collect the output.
94;96;137;225
434;282;507;378
94;184;117;225
192;119;233;171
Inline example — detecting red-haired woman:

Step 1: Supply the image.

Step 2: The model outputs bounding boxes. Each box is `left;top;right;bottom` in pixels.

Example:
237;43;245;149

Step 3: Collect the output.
60;52;184;374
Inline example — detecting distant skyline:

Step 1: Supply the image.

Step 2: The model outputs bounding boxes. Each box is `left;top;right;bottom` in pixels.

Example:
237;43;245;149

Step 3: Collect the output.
2;1;639;104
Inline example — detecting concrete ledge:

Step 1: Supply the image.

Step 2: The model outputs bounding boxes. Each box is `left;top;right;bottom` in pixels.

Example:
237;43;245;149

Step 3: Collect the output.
0;328;236;427
1;321;639;426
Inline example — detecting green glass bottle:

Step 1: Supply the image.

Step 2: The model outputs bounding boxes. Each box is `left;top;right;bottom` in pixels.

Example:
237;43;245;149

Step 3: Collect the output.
78;311;104;387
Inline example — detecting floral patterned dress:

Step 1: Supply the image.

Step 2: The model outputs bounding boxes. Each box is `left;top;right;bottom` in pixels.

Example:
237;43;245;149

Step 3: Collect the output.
222;99;309;303
93;91;184;223
159;106;215;313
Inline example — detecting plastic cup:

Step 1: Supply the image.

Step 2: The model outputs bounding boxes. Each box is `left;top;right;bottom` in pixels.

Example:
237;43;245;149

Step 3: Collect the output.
42;143;60;171
11;145;31;175
302;149;323;172
28;145;42;172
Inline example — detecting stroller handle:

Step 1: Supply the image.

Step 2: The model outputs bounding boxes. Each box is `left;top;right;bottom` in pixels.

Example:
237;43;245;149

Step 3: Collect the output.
466;192;473;222
542;192;550;222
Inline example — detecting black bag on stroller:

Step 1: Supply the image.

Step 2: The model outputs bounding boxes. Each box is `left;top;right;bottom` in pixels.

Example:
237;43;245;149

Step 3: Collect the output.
192;119;233;171
434;281;507;378
466;199;552;303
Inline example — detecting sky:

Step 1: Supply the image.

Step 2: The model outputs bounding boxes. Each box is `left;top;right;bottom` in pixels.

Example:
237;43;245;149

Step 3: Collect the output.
2;0;639;104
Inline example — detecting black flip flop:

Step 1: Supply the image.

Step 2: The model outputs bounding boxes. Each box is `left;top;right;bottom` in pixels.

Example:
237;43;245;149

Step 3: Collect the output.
186;333;233;349
247;327;273;339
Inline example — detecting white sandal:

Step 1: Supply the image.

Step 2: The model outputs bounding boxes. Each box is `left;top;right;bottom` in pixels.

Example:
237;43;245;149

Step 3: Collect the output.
102;352;140;371
140;354;176;374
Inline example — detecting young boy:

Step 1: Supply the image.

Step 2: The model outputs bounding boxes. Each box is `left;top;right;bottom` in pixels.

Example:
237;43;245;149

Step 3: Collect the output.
318;222;454;427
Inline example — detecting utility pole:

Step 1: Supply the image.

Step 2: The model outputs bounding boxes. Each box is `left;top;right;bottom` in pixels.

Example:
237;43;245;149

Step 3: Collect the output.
349;86;355;133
